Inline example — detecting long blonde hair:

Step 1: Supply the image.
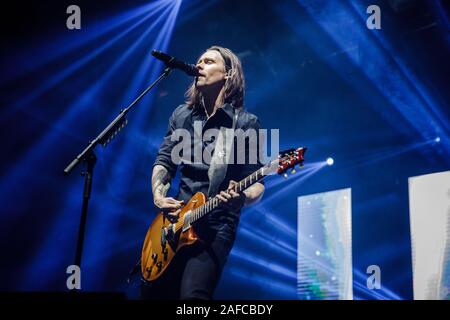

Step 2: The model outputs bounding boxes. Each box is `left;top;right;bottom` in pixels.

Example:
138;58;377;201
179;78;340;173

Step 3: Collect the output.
185;46;245;109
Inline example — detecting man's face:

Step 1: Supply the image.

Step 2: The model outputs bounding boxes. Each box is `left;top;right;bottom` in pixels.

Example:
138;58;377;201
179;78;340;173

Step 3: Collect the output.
195;50;227;90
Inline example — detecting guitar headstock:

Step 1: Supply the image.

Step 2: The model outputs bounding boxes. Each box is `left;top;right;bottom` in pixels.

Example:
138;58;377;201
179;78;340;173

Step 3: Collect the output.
263;147;307;177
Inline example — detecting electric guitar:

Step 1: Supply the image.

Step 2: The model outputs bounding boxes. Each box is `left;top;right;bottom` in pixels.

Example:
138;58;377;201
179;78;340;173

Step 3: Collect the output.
141;147;307;281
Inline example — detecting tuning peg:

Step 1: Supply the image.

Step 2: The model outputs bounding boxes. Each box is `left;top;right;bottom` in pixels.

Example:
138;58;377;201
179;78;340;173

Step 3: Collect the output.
283;173;288;179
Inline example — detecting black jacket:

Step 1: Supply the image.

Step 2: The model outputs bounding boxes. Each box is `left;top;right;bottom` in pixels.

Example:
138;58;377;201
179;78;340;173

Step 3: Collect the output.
153;103;264;240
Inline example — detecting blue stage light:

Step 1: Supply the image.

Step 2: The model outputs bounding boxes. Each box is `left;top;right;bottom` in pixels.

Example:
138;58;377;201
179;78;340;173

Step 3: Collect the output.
13;0;182;291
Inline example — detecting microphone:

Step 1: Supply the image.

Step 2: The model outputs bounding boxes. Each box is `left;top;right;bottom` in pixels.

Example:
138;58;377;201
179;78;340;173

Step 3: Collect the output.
151;50;200;77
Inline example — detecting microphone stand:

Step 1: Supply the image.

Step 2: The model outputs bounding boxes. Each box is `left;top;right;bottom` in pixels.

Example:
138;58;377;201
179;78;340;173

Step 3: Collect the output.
64;67;172;284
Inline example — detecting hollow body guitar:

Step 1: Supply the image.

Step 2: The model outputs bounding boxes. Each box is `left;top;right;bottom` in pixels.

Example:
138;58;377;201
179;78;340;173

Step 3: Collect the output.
141;147;306;282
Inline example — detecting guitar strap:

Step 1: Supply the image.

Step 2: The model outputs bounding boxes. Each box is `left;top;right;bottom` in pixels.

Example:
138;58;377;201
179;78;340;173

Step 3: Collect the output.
207;107;239;198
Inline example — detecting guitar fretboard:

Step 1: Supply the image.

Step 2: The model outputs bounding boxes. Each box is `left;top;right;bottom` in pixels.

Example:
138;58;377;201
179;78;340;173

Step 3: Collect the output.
188;166;266;224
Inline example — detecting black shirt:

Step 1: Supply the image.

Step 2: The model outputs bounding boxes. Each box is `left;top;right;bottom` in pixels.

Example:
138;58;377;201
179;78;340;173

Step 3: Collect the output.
153;103;264;241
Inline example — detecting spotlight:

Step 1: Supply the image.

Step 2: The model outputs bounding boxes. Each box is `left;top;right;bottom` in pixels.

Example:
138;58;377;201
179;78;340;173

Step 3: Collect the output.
326;157;334;166
435;136;440;143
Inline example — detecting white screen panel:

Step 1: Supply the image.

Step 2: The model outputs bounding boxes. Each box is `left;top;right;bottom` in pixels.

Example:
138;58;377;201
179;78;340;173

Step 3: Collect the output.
297;188;353;300
409;170;450;300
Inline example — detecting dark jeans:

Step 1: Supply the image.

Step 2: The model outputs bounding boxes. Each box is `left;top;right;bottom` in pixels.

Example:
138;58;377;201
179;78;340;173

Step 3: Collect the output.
140;232;234;300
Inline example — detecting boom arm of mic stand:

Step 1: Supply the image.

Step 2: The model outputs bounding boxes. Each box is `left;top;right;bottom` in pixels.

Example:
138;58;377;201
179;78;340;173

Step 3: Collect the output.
62;66;172;274
63;67;172;175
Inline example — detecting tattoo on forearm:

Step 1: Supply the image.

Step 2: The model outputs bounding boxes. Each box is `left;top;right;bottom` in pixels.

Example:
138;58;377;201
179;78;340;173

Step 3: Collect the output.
152;165;171;199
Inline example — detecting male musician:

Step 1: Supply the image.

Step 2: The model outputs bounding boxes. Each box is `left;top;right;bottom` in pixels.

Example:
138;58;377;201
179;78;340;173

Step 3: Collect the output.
141;46;265;300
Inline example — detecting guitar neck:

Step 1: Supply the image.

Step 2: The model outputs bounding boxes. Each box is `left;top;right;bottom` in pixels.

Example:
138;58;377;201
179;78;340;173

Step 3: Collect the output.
189;166;266;224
